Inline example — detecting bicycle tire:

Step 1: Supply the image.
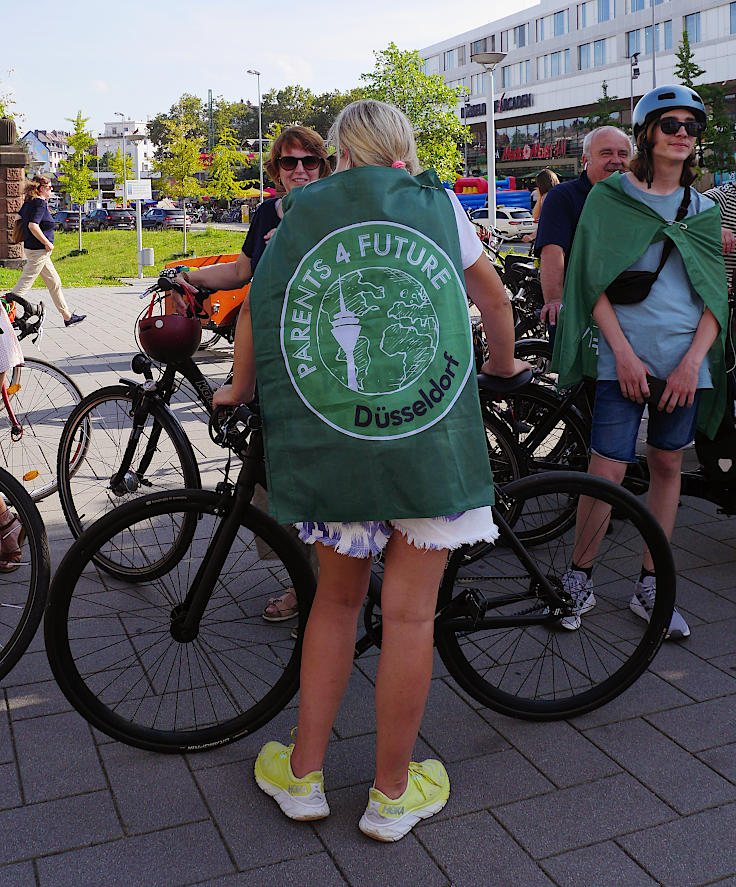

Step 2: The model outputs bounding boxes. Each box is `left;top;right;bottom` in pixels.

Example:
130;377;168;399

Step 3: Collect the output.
0;465;50;681
56;385;200;578
44;488;316;753
2;357;84;501
435;471;675;720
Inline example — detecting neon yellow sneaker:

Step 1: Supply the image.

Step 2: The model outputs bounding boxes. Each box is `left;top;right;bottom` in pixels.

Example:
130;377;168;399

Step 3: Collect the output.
359;760;449;842
254;741;329;820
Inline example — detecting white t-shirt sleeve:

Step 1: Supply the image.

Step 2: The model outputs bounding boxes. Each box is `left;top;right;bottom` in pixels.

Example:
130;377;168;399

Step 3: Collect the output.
446;189;484;269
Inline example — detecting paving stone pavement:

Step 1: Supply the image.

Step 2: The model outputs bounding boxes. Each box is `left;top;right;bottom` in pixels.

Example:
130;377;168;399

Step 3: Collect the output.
2;282;736;886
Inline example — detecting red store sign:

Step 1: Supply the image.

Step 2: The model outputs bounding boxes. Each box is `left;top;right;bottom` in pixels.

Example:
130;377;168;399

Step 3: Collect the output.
500;139;568;161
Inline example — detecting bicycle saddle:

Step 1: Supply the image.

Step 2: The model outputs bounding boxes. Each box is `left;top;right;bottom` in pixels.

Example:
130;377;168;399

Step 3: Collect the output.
477;368;533;395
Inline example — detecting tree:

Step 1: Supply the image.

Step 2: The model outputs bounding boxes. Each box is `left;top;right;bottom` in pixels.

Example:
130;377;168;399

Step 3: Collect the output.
109;147;134;189
360;42;467;182
674;29;705;88
583;81;621;129
208;126;246;204
153;117;204;253
148;94;207;159
57;111;95;250
305;88;364;137
698;83;736;174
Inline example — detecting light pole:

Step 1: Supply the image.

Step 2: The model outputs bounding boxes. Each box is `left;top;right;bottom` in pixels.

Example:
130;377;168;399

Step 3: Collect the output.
461;90;471;176
96;155;102;207
247;69;263;205
651;0;657;88
114;112;128;208
630;52;640;126
470;52;506;231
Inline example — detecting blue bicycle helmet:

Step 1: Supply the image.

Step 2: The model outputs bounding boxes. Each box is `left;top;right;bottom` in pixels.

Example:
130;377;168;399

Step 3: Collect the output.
632;85;707;138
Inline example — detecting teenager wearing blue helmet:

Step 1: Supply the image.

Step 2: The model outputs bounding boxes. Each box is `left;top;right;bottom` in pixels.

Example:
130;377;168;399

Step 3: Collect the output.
552;84;729;641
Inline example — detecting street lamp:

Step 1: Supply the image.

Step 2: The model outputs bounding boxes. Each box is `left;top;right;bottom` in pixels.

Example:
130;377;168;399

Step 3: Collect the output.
461;90;471;176
114;112;128;208
630;52;640;126
470;52;506;233
247;69;263;205
651;0;657;88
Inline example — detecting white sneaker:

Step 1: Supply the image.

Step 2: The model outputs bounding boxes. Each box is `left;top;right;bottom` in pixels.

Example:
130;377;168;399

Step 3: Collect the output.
630;575;690;641
559;569;595;631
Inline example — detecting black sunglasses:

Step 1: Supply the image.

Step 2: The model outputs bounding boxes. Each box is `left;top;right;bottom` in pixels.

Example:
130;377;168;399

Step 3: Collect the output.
277;154;321;171
658;116;704;136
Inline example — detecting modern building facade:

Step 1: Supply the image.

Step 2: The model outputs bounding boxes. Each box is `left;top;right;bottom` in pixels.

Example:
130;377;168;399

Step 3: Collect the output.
96;119;156;180
420;0;735;183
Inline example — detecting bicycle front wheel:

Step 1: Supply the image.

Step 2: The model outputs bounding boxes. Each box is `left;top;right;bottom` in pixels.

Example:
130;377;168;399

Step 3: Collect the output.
44;489;316;753
2;357;83;500
436;472;675;721
0;465;50;681
57;385;200;559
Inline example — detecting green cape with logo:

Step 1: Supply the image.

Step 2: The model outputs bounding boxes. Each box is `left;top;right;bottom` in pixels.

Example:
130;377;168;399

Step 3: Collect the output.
249;166;493;524
551;172;728;438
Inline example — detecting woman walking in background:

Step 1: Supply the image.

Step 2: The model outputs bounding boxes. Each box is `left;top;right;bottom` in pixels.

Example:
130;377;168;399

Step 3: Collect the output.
7;176;85;328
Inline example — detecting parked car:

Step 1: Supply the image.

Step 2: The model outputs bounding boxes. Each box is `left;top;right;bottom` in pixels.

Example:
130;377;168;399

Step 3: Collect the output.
142;208;192;230
83;208;135;231
470;206;538;240
53;210;81;232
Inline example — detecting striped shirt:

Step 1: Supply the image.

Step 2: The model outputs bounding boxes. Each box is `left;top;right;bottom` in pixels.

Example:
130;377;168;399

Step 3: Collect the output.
702;183;736;289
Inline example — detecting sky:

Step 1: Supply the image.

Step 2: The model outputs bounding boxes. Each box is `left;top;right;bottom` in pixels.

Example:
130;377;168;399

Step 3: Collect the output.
2;0;538;137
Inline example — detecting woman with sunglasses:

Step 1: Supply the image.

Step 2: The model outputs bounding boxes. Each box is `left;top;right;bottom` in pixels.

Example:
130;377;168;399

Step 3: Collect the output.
7;175;85;327
553;85;728;641
179;126;330;624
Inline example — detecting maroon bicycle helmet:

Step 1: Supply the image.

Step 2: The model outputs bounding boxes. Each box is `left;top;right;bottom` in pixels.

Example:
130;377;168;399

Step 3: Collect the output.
138;313;202;363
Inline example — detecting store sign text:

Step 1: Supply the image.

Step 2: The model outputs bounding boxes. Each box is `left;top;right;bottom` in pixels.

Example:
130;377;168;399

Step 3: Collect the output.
494;93;533;113
499;139;568;162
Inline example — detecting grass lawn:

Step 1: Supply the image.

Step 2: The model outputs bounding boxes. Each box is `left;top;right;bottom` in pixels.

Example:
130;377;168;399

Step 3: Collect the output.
0;228;246;289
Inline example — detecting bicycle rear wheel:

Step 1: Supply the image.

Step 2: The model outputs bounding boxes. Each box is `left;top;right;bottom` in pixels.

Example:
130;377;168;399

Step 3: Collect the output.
57;385;200;570
436;472;674;720
1;357;84;500
0;465;50;681
44;489;316;753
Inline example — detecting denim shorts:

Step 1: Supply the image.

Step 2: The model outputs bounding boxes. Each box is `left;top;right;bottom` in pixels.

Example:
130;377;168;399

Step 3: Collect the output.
590;380;700;463
296;507;498;559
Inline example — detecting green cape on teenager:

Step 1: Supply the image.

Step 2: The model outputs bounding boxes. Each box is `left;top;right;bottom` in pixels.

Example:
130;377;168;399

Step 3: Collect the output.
551;171;728;439
248;165;493;523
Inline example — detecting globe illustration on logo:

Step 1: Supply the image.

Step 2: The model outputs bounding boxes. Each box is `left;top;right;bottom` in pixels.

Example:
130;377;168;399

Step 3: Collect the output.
317;267;439;395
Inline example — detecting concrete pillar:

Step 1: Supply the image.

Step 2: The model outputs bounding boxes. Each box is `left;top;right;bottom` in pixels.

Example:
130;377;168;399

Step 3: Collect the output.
0;143;27;270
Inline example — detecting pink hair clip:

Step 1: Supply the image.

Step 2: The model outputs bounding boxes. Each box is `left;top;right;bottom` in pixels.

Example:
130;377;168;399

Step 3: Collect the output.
391;161;406;168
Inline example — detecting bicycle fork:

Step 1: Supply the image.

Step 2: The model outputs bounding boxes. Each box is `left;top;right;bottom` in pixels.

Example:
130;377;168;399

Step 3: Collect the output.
169;482;250;643
109;382;168;495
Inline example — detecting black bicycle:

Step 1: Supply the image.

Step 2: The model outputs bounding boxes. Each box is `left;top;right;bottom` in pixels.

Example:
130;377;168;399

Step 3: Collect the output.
0;464;50;681
44;396;675;753
55;278;230;569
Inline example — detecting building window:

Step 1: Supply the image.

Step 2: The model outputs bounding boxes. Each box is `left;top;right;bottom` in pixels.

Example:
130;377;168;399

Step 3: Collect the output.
501;65;512;88
664;19;672;48
423;56;440;75
444;49;456;70
553;10;569;35
631;0;644;10
732;2;736;34
578;3;587;28
519;60;531;84
684;11;700;43
471;38;487;55
514;23;528;47
579;43;591;69
626;30;641;56
644;23;661;54
597;0;611;22
594;38;606;66
470;72;486;94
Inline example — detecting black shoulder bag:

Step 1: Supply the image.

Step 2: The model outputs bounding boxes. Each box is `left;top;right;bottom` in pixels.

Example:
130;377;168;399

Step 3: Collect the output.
605;186;691;306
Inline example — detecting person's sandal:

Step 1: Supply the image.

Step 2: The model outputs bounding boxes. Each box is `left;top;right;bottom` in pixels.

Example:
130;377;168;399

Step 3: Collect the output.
263;589;299;622
0;511;25;572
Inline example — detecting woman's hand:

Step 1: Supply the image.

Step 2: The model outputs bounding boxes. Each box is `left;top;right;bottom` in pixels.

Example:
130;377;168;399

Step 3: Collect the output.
481;357;532;379
615;349;651;404
44;241;53;253
212;384;246;408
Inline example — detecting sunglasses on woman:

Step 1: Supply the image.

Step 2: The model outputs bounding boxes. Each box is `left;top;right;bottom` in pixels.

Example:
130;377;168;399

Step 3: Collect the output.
278;155;321;171
657;117;705;136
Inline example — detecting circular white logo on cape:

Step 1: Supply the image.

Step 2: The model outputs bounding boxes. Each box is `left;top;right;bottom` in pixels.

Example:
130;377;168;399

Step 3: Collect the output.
281;221;472;440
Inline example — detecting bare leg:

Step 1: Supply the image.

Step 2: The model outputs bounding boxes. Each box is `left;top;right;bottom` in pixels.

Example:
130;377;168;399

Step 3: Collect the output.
373;533;448;799
572;453;627;568
289;543;371;778
642;445;683;570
